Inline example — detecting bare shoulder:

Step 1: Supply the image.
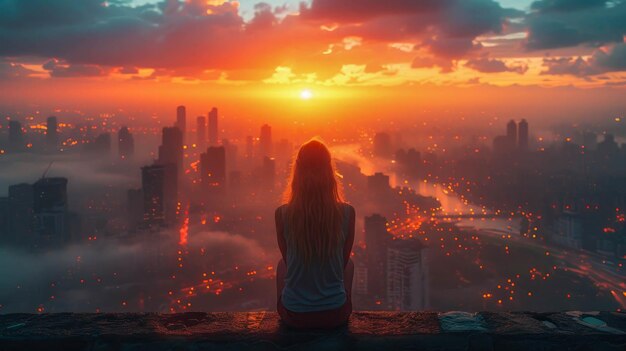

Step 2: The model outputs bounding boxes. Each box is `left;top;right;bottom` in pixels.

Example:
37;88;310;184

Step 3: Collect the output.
343;203;356;217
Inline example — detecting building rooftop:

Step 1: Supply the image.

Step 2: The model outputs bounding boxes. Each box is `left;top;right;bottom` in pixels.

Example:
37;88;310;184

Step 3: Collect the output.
1;311;625;350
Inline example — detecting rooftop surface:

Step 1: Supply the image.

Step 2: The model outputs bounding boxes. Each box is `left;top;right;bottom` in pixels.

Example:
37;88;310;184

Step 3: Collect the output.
1;311;625;350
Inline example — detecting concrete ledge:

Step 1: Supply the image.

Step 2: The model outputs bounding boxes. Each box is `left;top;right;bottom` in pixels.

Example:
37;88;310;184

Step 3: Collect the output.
0;312;625;350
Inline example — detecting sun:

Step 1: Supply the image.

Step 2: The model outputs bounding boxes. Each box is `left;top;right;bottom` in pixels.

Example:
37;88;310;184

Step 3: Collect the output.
299;89;313;100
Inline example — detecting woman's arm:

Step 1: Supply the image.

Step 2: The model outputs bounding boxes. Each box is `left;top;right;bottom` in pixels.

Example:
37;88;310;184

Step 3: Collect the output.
343;204;355;267
275;206;287;263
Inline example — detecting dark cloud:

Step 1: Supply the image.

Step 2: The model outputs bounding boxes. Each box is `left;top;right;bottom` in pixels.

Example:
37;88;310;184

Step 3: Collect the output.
526;0;626;50
43;59;108;78
466;57;528;74
540;43;626;76
303;0;521;70
541;57;597;76
300;0;445;22
594;43;626;70
530;0;607;13
0;60;37;80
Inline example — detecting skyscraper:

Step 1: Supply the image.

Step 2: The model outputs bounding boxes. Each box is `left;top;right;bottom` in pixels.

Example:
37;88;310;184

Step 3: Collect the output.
8;183;34;245
176;105;186;138
365;214;391;300
141;164;177;226
46;116;58;151
118;126;134;159
518;119;529;151
261;156;276;189
0;197;8;243
373;132;393;158
33;177;70;243
200;146;226;189
8;120;24;151
386;239;429;311
196;116;206;149
245;135;254;159
90;132;112;155
506;119;517;147
158;127;183;174
259;124;272;158
208;107;218;146
367;172;390;198
127;188;143;232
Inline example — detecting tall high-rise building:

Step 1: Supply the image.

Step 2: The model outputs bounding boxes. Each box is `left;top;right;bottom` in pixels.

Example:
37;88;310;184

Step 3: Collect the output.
386;239;429;311
33;177;70;242
200;146;226;189
245;135;254;159
208;107;218;146
8;183;34;245
518;119;529;151
261;156;276;189
8;120;24;151
222;139;238;171
127;188;143;232
259;124;272;158
196;116;206;149
46;116;58;151
90;132;112;155
373;132;393;158
118;126;134;159
367;172;390;198
158;127;183;174
506;120;517;147
0;197;8;243
142;164;177;226
364;214;391;300
176;105;186;138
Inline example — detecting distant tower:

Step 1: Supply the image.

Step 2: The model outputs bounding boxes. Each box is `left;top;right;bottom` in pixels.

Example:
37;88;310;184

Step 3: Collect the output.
142;164;177;226
127;188;143;232
158;127;183;175
8;183;34;245
46;116;58;151
506;120;517;147
94;133;112;155
386;239;429;311
373;132;393;158
518;119;529;151
262;156;276;189
176;106;186;138
367;172;390;198
33;177;70;243
196;116;206;149
365;214;390;301
118;126;134;159
200;146;226;193
259;124;272;158
245;135;254;159
8;120;24;151
208;107;218;146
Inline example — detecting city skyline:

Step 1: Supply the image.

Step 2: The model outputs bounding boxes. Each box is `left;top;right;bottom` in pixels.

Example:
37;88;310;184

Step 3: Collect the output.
0;0;625;318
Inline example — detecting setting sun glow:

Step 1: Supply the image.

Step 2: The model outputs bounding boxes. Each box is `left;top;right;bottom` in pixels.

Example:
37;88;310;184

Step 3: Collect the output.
300;89;313;100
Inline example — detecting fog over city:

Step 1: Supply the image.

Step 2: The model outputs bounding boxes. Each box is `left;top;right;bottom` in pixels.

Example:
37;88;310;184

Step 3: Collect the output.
1;108;624;314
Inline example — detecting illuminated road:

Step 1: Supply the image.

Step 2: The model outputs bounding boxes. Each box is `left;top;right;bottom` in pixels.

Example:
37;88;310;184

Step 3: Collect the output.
398;177;626;309
477;227;626;309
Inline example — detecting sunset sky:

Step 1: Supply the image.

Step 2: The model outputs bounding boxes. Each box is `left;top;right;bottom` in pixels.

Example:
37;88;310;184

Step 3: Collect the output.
1;0;625;122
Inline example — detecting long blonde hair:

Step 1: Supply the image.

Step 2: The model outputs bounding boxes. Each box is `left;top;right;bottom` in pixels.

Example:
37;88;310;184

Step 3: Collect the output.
283;139;344;264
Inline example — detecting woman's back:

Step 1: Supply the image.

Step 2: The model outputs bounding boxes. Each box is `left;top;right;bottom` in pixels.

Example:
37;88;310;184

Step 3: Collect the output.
278;203;352;312
275;139;355;328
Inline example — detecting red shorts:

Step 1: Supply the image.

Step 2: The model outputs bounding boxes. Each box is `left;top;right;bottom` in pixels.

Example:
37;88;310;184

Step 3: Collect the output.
277;295;352;329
